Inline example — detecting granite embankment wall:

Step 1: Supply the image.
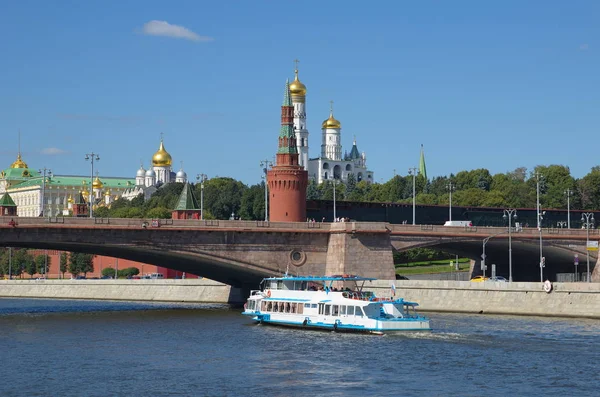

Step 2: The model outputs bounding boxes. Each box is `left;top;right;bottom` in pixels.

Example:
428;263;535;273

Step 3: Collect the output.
0;279;244;304
2;279;600;319
369;280;600;319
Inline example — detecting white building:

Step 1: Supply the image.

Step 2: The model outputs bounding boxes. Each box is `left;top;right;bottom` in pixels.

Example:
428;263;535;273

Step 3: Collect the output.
289;66;373;184
0;137;188;216
121;138;187;201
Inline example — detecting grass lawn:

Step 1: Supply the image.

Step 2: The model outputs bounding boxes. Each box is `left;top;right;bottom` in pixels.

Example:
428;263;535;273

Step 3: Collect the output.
396;263;471;275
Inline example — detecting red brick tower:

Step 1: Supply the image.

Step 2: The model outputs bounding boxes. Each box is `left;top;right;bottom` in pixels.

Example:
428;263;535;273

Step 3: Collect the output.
267;80;308;222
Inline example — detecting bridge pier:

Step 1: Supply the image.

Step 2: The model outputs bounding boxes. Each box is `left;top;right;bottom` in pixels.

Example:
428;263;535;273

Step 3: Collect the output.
324;223;395;279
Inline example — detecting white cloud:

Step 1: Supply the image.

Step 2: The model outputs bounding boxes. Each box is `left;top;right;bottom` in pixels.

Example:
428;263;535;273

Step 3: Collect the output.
580;44;589;51
140;20;213;42
41;147;68;155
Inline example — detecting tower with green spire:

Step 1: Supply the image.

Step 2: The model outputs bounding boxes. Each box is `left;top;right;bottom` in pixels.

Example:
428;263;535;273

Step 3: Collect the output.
267;79;308;222
419;144;427;181
277;79;298;156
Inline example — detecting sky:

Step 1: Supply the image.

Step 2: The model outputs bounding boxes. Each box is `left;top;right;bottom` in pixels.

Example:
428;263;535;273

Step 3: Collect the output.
1;1;598;185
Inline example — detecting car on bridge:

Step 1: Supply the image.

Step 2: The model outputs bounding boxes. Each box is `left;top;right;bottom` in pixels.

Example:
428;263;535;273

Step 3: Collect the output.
487;276;508;282
470;276;488;282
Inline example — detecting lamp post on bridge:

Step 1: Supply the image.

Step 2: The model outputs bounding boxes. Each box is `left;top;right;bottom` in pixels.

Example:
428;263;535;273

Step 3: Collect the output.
565;189;573;229
39;167;52;217
582;213;595;283
196;173;207;220
84;152;100;218
446;181;454;222
503;209;517;282
260;159;273;221
408;167;418;225
539;210;546;282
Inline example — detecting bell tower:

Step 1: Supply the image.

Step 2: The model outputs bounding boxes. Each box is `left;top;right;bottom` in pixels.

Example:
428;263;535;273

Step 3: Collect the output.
267;80;308;222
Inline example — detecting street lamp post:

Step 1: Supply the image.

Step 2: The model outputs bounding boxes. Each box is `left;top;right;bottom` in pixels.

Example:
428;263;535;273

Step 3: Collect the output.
333;178;338;221
196;173;207;220
539;211;546;282
565;189;573;229
582;213;595;283
408;167;418;225
84;152;100;218
557;221;567;228
503;209;517;282
38;167;52;217
447;181;454;222
535;172;542;229
259;159;272;222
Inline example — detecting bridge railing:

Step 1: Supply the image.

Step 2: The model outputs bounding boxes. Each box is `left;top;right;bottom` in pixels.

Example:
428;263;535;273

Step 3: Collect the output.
1;217;599;237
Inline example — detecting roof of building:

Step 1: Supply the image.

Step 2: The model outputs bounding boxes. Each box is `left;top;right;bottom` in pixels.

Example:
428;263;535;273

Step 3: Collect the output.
7;175;135;190
174;183;200;210
0;192;17;207
0;167;40;180
348;140;360;160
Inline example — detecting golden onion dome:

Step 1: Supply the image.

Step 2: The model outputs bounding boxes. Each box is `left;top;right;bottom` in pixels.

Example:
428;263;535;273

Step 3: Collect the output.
92;176;103;189
322;113;341;129
104;189;111;196
152;140;172;167
289;69;307;96
10;153;28;169
82;189;89;198
67;195;74;203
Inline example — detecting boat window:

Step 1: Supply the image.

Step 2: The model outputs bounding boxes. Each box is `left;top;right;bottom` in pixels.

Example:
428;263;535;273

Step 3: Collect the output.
324;305;331;316
318;303;324;315
291;303;297;313
277;280;283;290
262;301;267;311
285;302;291;313
347;306;355;315
297;303;303;314
267;302;273;312
332;305;339;316
355;306;364;317
340;306;346;315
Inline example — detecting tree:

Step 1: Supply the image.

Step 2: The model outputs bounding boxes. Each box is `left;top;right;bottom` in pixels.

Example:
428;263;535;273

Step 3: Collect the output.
34;253;51;277
146;207;172;219
12;249;32;279
201;177;247;219
239;183;264;220
94;207;110;218
60;252;69;278
578;167;600;210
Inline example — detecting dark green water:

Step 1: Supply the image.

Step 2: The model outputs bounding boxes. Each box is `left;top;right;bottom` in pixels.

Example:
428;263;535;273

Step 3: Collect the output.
1;298;599;396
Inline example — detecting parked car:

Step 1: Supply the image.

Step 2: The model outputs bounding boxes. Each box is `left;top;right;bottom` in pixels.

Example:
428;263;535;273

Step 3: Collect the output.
470;276;488;282
487;276;508;282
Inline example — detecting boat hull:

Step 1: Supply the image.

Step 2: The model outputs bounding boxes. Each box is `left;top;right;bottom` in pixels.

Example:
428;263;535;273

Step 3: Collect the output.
243;312;431;334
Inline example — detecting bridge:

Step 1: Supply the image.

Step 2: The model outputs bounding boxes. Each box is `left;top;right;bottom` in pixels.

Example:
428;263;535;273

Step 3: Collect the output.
0;217;598;286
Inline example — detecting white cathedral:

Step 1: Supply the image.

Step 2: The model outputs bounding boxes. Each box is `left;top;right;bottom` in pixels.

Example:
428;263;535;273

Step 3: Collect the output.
288;66;373;184
121;138;187;200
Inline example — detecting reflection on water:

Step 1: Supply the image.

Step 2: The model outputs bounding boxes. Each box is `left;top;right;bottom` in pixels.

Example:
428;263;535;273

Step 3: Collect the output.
1;298;599;397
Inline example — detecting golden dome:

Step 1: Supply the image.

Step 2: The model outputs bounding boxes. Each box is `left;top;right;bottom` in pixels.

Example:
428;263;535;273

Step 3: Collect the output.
10;153;28;169
92;176;103;189
322;114;341;129
152;140;172;167
82;189;89;198
67;195;74;203
104;189;111;196
322;100;341;129
289;69;307;97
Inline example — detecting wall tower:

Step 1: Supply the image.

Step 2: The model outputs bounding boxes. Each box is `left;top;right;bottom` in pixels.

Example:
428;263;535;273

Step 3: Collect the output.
267;80;308;222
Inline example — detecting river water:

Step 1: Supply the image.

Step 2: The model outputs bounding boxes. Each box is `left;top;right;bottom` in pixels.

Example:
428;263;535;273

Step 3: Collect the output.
1;298;599;397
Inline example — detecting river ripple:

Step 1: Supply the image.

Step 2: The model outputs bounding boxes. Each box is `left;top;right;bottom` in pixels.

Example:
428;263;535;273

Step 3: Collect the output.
1;298;599;397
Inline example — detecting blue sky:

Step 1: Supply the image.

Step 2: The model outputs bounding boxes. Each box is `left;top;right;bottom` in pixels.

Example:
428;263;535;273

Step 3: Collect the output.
1;1;598;184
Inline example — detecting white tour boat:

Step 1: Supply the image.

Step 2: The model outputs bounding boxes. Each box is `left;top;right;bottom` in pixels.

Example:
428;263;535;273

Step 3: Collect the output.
242;275;430;334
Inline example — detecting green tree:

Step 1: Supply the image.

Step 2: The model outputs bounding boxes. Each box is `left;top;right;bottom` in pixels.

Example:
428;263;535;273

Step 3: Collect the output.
239;183;264;220
12;249;32;279
34;253;51;277
94;207;110;218
102;267;116;278
201;177;247;219
146;207;172;219
306;179;321;200
60;252;69;278
578;167;600;210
